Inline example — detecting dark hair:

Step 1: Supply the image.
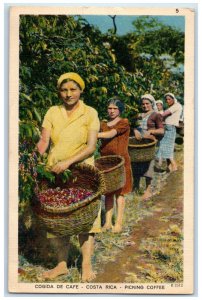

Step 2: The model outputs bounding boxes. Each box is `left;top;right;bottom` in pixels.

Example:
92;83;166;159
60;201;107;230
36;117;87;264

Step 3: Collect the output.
108;96;125;114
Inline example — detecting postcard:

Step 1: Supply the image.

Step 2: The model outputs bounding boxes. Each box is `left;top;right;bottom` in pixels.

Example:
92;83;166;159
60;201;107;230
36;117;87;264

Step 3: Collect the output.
9;5;194;294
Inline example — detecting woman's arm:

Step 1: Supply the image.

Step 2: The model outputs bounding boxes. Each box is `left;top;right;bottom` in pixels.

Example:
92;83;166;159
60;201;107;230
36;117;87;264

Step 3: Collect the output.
133;128;142;140
51;130;98;174
148;127;164;135
37;128;51;155
146;113;165;136
98;129;117;139
161;110;172;118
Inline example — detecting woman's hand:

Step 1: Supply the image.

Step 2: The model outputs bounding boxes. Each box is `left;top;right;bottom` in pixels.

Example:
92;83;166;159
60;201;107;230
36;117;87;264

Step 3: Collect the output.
134;129;142;140
147;129;153;135
51;160;70;174
143;131;156;141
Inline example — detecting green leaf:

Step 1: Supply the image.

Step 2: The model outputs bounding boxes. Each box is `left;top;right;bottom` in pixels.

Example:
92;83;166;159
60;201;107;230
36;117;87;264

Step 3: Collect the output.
26;109;33;120
33;107;42;123
36;164;55;183
21;93;32;102
24;124;33;138
60;169;72;183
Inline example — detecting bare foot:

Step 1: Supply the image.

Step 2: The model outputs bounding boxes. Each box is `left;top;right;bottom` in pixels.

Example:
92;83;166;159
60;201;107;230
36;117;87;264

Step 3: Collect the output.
42;262;68;280
142;191;153;201
81;264;96;282
112;224;122;233
102;223;112;232
168;164;178;172
170;166;178;172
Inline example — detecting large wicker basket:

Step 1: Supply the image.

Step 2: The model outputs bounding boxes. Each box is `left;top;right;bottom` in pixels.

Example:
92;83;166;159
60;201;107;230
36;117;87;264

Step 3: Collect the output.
95;155;125;195
128;137;157;163
176;121;184;137
33;163;105;237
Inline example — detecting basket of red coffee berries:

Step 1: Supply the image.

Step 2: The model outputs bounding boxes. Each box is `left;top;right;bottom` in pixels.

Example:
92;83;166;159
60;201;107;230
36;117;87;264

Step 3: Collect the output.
34;163;105;236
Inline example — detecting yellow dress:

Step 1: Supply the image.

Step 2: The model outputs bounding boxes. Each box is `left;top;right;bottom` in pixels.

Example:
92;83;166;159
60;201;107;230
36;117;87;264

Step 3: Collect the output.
42;100;99;167
42;100;101;235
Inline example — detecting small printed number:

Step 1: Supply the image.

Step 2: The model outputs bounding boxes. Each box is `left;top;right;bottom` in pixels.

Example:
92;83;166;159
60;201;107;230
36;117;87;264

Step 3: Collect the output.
171;283;183;287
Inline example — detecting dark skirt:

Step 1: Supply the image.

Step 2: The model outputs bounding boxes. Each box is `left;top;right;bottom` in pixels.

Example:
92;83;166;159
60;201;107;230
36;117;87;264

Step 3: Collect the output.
131;159;154;179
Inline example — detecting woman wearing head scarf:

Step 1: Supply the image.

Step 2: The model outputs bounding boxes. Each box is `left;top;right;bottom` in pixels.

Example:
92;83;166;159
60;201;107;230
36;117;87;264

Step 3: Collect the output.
97;96;133;233
155;100;164;114
156;92;182;172
132;94;164;200
37;72;100;282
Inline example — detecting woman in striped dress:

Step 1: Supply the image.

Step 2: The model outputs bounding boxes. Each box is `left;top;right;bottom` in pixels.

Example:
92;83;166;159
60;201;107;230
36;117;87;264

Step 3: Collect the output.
156;93;182;172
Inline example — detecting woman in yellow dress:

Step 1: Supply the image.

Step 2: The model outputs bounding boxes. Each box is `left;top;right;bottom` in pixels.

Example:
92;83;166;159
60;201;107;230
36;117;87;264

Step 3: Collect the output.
37;72;100;282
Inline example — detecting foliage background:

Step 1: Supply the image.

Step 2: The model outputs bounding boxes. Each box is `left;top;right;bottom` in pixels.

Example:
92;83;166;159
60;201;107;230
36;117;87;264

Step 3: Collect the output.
19;14;184;212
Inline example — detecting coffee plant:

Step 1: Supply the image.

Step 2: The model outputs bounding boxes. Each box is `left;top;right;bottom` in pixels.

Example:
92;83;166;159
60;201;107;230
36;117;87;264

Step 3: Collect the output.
19;15;184;214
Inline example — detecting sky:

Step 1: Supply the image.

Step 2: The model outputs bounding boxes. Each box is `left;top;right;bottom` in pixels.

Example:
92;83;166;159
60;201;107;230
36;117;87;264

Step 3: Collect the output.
82;15;185;35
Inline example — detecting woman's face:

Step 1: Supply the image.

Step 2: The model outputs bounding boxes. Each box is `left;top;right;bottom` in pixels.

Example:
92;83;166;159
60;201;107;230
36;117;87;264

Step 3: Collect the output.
107;104;120;119
141;99;153;112
156;103;163;111
59;81;82;107
165;96;174;107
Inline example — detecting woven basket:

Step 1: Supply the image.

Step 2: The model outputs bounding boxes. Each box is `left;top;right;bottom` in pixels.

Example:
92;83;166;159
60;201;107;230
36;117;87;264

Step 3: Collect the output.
128;137;157;163
95;155;125;194
176;122;184;136
33;163;105;236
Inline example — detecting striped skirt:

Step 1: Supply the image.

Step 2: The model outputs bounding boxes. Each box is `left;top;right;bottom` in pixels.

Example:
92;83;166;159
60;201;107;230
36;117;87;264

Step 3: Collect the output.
156;125;176;159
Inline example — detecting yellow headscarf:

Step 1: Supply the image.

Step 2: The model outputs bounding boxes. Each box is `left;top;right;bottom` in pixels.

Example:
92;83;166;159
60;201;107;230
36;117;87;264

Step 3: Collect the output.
57;72;85;91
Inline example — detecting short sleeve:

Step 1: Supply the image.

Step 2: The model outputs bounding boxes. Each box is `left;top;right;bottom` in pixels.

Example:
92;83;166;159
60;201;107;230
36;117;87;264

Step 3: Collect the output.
114;119;130;135
87;107;100;131
42;107;54;131
155;113;164;129
168;103;180;114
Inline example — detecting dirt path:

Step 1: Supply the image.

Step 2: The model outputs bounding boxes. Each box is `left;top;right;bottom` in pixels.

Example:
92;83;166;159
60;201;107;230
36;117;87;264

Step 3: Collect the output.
94;158;183;283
